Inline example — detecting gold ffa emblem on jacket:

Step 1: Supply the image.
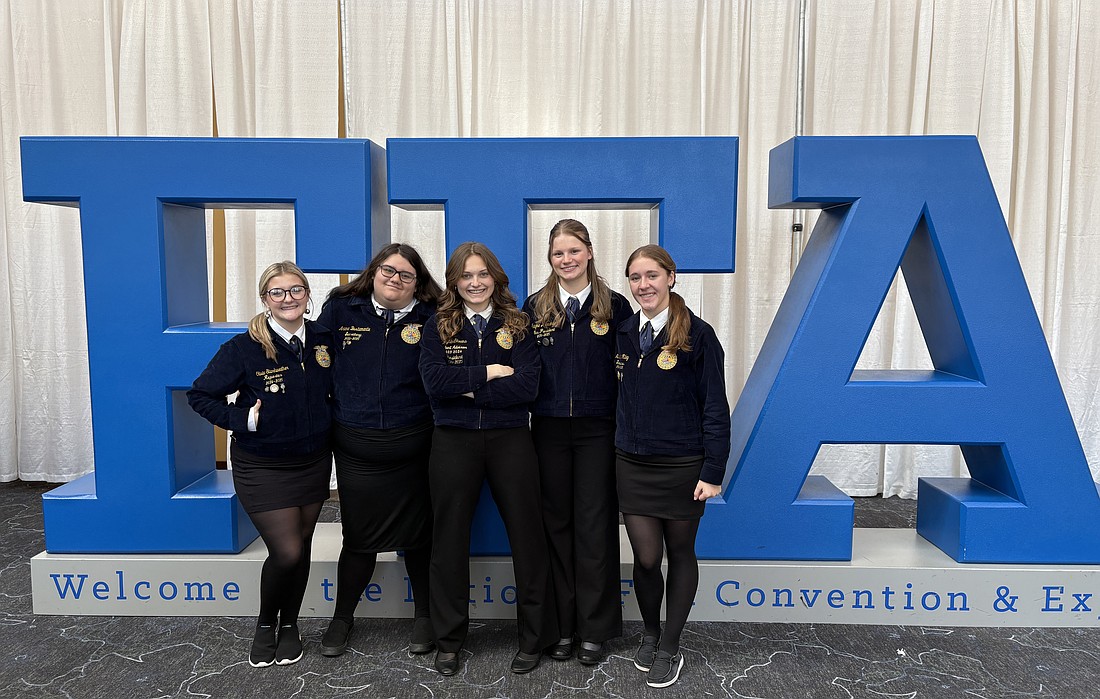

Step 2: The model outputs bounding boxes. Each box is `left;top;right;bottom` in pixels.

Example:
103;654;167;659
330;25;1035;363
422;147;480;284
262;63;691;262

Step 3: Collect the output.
496;329;514;349
657;350;677;370
314;345;331;368
401;324;422;345
590;319;609;336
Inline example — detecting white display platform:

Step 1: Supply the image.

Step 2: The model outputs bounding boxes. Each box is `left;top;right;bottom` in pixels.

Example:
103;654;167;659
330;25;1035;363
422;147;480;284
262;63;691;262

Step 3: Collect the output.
30;524;1100;626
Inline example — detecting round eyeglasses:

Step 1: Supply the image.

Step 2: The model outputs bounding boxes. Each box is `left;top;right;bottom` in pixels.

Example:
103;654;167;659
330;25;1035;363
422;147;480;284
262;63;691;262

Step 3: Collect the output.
263;285;308;301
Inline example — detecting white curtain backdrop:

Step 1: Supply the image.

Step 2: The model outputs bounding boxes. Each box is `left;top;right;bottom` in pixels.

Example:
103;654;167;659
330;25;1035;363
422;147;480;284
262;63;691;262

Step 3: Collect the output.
1;1;1097;502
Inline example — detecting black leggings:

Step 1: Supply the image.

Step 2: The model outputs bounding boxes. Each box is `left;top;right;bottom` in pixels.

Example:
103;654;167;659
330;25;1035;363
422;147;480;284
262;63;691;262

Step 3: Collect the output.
331;545;431;621
623;514;701;655
250;502;324;625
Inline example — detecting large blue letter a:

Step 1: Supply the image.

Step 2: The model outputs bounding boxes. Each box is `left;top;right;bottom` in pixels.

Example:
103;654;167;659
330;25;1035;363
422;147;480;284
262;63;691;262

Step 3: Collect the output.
697;136;1100;564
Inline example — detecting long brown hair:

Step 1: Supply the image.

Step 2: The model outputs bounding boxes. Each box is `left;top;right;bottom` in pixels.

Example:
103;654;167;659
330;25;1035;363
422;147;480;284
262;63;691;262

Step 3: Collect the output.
436;242;529;343
327;242;442;305
531;219;614;328
625;245;691;354
249;261;310;361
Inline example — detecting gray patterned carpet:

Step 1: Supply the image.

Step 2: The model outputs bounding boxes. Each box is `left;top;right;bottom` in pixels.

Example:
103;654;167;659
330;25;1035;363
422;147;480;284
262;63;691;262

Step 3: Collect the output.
3;480;1098;698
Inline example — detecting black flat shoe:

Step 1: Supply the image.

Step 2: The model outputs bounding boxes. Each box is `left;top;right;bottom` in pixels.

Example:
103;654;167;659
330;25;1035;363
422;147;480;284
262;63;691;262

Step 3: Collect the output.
409;616;436;654
576;640;603;665
434;650;460;676
547;637;573;661
510;650;541;674
320;618;353;657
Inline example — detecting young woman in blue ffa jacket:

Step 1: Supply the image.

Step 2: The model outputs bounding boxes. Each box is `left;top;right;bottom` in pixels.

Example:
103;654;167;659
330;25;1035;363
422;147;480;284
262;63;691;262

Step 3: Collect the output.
419;241;558;676
521;219;633;666
615;245;731;689
315;243;443;658
187;261;333;669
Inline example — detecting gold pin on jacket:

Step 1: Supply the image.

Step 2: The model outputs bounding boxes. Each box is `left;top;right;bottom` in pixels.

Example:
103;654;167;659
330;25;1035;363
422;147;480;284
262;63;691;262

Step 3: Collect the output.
401;324;422;344
657;350;677;370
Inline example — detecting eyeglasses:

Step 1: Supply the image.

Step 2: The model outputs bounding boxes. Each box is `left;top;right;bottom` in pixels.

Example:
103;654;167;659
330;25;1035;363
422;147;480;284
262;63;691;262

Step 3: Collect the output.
263;285;308;301
379;264;417;284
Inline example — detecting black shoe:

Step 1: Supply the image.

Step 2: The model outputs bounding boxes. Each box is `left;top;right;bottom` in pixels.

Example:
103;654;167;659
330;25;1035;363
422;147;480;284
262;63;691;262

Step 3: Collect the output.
646;650;684;688
547;637;573;661
510;650;541;674
633;634;660;672
434;650;460;676
248;623;277;668
576;640;603;665
409;616;436;654
321;618;353;657
275;623;303;665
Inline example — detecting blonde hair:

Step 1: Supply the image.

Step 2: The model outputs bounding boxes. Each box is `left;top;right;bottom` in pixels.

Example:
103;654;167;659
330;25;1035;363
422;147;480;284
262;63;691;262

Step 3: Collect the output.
531;219;614;328
625;245;691;354
248;260;310;361
436;242;528;343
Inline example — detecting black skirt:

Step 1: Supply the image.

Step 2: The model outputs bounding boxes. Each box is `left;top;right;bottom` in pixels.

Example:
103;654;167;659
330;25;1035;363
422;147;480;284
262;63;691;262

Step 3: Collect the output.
332;420;433;553
230;442;332;515
615;449;705;520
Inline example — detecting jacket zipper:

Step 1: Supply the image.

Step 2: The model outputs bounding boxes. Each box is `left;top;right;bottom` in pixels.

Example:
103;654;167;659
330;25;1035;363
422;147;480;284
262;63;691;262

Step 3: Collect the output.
569;321;575;416
379;323;389;427
632;336;642;452
477;333;483;430
299;334;312;441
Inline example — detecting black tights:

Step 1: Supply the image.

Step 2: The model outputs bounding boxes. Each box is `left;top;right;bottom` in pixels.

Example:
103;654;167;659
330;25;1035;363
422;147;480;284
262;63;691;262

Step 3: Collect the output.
623;514;701;655
332;545;431;621
250;502;324;625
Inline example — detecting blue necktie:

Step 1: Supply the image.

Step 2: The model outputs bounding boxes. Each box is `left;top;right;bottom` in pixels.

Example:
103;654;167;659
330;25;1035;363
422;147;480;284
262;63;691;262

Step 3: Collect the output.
565;296;580;324
640;321;654;355
473;315;487;337
380;308;395;326
289;335;304;364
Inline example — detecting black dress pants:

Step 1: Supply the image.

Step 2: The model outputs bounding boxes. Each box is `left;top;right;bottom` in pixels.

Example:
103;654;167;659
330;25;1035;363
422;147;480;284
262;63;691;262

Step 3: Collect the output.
428;425;558;653
532;415;622;642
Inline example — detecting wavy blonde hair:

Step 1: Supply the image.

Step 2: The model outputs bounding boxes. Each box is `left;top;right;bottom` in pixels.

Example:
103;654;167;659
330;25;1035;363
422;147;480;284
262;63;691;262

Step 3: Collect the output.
248;260;310;361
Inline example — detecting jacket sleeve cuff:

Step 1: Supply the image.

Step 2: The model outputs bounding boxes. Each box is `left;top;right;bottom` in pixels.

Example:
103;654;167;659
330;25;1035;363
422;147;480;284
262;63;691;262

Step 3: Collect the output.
699;463;725;486
469;365;488;391
229;408;250;434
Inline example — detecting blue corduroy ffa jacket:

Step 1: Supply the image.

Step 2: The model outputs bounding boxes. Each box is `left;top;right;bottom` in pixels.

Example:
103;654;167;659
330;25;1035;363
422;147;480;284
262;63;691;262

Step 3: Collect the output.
317;295;435;429
187;321;333;458
614;310;731;485
522;289;634;418
419;312;540;429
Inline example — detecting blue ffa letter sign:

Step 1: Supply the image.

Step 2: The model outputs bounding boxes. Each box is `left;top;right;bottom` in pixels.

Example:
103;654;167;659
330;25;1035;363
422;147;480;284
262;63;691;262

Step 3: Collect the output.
21;137;388;553
388;137;738;552
697;136;1100;563
22;135;1100;564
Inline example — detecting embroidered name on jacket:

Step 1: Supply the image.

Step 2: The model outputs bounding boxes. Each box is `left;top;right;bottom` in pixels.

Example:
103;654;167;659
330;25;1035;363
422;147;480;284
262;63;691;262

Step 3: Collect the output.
338;325;371;348
614;352;630;380
256;366;289;393
444;338;468;365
